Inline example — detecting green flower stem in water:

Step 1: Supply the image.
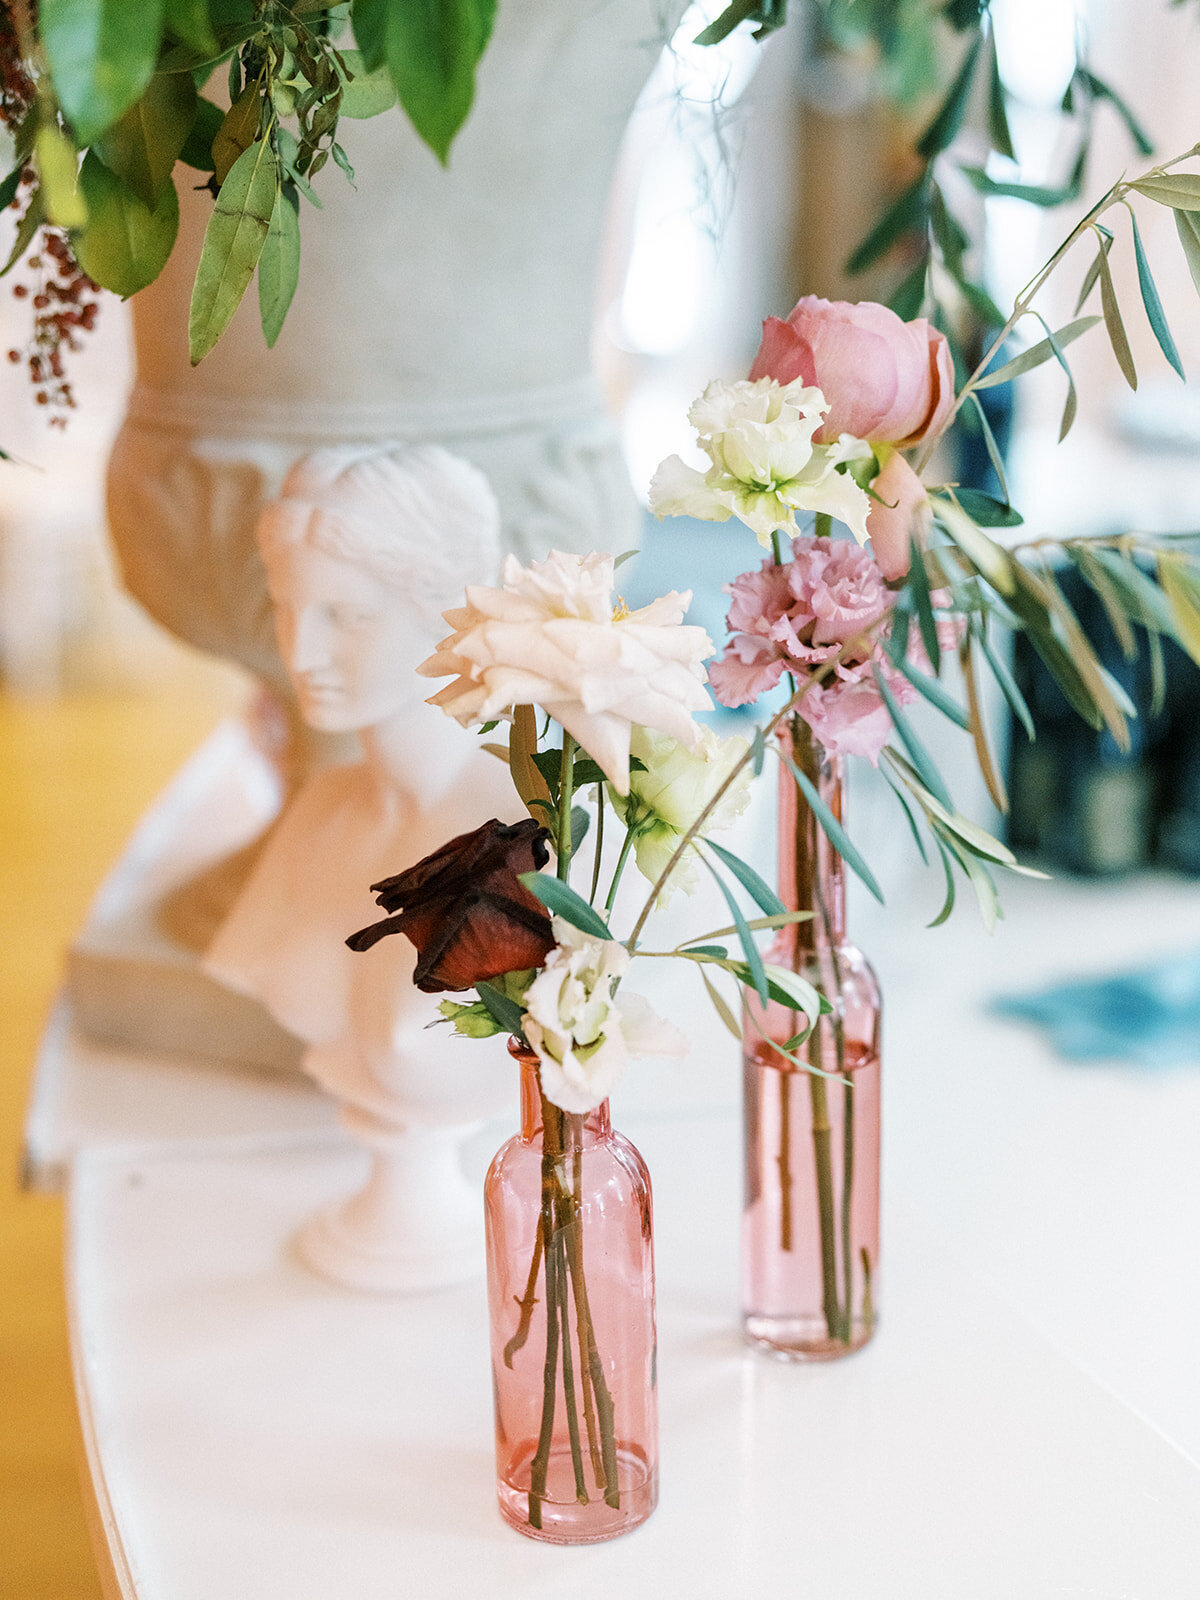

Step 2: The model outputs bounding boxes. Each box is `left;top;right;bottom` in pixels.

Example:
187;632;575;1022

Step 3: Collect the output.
604;826;638;917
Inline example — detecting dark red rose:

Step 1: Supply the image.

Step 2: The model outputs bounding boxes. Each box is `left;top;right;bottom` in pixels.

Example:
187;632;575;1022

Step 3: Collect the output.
346;817;556;994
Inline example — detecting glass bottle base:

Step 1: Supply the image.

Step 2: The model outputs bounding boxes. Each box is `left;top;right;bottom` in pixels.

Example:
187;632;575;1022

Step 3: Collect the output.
496;1442;657;1544
742;1310;877;1363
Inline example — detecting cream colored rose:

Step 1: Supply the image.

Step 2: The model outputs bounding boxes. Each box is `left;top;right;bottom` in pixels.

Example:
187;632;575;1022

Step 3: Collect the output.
523;919;687;1112
418;550;714;795
608;725;752;905
649;377;873;547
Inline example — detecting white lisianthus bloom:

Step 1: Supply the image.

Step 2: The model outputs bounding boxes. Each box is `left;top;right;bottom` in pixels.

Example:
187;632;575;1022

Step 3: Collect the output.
648;377;874;547
523;919;688;1113
608;725;752;905
418;550;714;795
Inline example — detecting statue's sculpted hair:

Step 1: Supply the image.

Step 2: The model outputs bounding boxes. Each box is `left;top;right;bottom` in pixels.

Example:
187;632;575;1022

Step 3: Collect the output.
257;443;502;624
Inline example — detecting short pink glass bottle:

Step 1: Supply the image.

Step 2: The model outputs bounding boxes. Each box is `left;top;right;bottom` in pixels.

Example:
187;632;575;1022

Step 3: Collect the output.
483;1042;658;1543
741;725;882;1360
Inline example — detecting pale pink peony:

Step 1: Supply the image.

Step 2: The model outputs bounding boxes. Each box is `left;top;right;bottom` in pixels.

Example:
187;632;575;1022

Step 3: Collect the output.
419;550;714;796
750;297;954;578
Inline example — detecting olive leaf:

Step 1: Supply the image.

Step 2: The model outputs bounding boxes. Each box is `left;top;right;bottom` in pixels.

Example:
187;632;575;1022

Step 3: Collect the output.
188;138;278;364
74;151;178;296
1129;210;1184;379
214;81;264;187
258;182;300;348
973;315;1100;390
1175;207;1200;298
1130;172;1200;211
1097;239;1137;390
40;0;166;145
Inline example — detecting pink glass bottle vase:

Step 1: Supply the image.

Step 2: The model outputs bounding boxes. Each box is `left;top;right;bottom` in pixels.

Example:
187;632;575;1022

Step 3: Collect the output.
741;721;881;1360
484;1042;658;1542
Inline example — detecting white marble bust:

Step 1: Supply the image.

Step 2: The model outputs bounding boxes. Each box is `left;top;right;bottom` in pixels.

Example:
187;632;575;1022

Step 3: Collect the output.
205;443;522;1289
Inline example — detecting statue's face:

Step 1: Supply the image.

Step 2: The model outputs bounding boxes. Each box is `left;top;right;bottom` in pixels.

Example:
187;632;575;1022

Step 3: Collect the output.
265;541;430;733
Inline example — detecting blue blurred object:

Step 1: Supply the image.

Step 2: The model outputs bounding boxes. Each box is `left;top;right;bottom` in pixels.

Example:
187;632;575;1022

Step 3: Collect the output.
992;951;1200;1066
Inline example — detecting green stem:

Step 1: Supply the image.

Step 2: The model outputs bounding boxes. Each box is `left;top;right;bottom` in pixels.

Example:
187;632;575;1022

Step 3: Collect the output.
840;1068;855;1344
570;1142;604;1487
527;1121;561;1530
604;827;638;917
588;785;606;906
502;1213;544;1369
777;1068;793;1252
556;731;576;883
807;1067;841;1342
554;1228;588;1505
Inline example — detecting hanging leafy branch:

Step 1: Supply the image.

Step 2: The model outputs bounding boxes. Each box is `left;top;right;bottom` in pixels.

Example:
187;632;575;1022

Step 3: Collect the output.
1;0;494;377
696;0;1166;398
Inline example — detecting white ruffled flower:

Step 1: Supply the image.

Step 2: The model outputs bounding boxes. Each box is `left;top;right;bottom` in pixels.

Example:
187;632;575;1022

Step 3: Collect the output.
609;725;752;905
523;919;688;1112
418;550;714;795
649;377;874;547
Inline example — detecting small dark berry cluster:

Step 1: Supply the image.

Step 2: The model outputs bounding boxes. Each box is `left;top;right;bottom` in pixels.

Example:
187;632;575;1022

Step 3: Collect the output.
7;219;102;425
0;6;35;129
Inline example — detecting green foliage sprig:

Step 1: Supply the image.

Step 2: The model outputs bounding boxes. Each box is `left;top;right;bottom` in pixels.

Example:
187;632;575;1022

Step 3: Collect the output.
1;0;494;368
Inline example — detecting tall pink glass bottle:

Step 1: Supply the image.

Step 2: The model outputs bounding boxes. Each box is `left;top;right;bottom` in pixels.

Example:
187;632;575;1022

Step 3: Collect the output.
484;1042;658;1543
741;721;881;1360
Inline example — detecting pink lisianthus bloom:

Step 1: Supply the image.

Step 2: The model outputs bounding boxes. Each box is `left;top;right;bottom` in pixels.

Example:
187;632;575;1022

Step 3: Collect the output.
750;297;954;579
708;535;919;765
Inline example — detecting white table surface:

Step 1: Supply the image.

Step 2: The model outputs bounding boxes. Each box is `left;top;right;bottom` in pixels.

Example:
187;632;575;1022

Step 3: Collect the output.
32;724;1200;1594
69;1126;1200;1600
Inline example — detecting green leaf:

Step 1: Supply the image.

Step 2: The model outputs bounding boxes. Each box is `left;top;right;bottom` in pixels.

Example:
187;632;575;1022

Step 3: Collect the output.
1085;546;1177;633
915;35;981;160
41;0;167;145
355;0;497;165
761;963;826;1024
1067;545;1138;659
975;619;1035;742
967;393;1011;507
846;173;929;276
986;31;1015;160
1148;624;1166;717
693;0;759;45
1158;556;1200;667
961;167;1079;206
698;967;742;1042
682;945;730;961
874;666;955;808
187;137;278;363
779;752;885;904
888;254;929;321
518;872;611;940
213;81;263;186
1129;210;1184;379
179;96;224;170
973;315;1099;390
952;834;1001;932
953;488;1023;528
906;542;941;672
73;151;179;296
164;0;218;54
701;859;769;1005
34;124;87;229
1;190;44;278
896;658;971;729
881;763;929;863
1077;69;1153;157
1175;207;1200;299
257;181;299;347
338;47;398;118
929;834;957;926
932;495;1015;594
569;805;590;855
0;164;22;213
1097;238;1137;390
475;980;525;1038
95;70;197;207
704;838;786;917
1074;231;1113;314
1131;173;1200;211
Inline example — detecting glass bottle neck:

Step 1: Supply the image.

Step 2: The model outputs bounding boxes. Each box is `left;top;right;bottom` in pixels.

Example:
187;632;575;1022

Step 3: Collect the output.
778;717;846;954
512;1044;611;1147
